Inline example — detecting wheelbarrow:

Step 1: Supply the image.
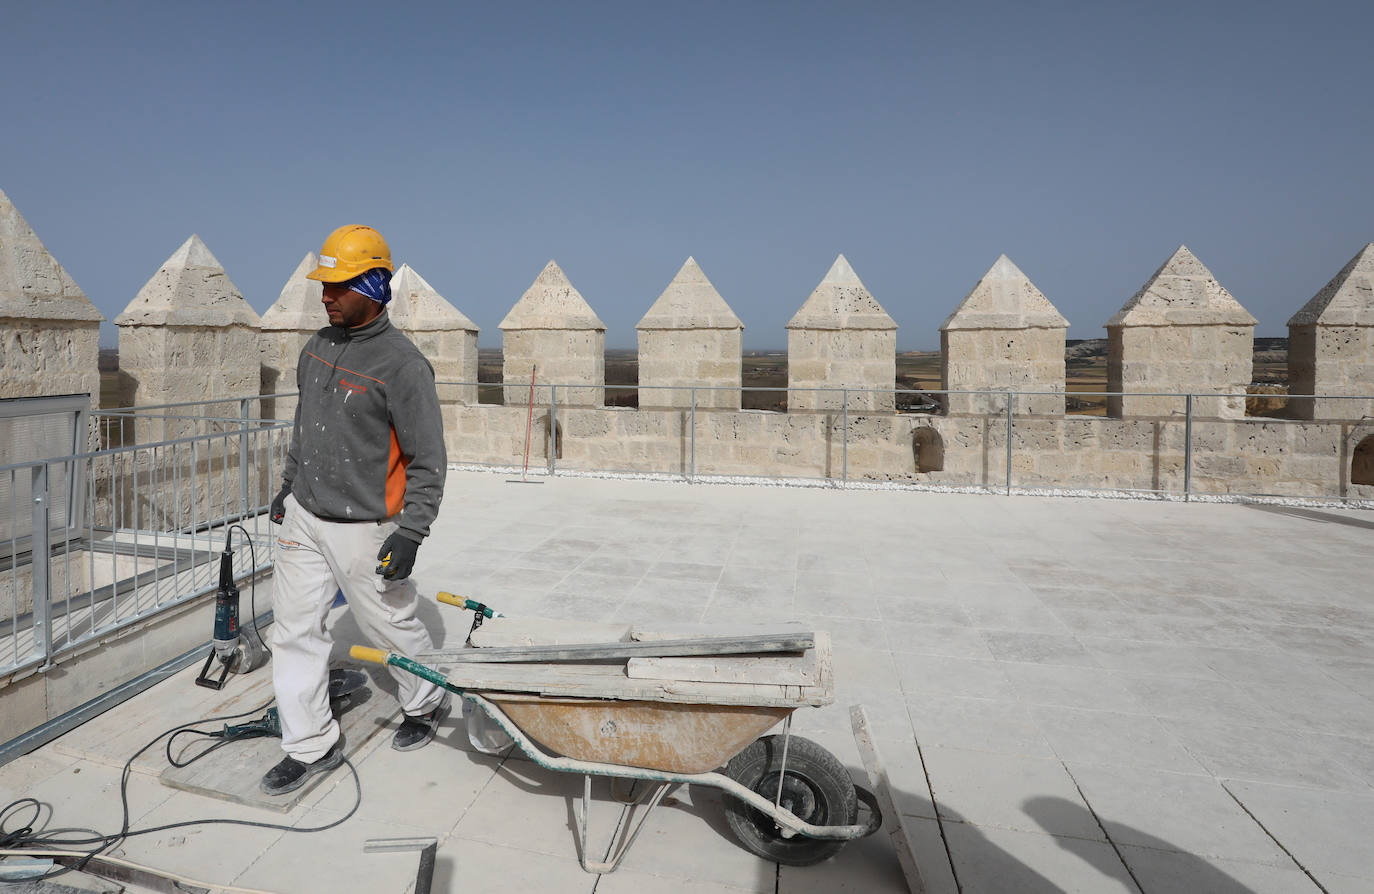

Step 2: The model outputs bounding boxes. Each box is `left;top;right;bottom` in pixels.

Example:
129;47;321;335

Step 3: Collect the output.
349;597;882;873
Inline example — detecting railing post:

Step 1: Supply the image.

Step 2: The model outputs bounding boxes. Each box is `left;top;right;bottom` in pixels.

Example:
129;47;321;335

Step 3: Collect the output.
1005;391;1014;496
689;387;696;482
239;397;251;516
841;389;849;486
548;384;558;477
1184;393;1193;502
30;464;52;669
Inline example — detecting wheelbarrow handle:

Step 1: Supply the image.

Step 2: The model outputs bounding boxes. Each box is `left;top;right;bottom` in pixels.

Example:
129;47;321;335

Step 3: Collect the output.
348;645;463;694
436;591;502;618
350;645;389;665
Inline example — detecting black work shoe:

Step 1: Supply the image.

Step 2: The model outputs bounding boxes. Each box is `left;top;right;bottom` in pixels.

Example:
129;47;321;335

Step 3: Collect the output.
391;697;450;752
259;738;344;796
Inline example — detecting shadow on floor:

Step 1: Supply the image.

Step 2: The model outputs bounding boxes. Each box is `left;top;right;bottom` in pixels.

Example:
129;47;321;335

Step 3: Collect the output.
1245;503;1374;531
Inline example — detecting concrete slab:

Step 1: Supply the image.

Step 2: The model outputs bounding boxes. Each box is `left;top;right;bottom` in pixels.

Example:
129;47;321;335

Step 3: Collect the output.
6;470;1374;893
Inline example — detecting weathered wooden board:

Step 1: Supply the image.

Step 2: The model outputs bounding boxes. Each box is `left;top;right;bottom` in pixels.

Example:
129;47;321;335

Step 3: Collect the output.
158;665;393;813
850;704;926;894
420;631;814;664
430;633;833;708
630;620;809;642
468;617;632;648
625;650;818;686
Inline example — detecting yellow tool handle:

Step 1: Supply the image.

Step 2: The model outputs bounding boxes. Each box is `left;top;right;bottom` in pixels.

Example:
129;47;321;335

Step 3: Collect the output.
350;645;389;665
436;591;467;608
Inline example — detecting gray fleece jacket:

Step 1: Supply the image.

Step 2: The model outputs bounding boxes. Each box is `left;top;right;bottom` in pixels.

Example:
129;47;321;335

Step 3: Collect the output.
283;311;446;542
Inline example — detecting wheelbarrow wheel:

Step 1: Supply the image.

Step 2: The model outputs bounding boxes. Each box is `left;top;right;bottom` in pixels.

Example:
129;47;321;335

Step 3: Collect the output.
722;734;858;866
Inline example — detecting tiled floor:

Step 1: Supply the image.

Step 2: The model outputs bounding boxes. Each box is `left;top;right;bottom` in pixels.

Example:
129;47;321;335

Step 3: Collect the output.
2;470;1372;893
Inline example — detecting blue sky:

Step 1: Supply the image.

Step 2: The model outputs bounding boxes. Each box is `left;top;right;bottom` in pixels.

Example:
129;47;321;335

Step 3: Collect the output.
4;1;1371;348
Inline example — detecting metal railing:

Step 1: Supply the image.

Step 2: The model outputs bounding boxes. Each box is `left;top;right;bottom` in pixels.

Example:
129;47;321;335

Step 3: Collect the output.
1;400;290;678
441;379;1374;504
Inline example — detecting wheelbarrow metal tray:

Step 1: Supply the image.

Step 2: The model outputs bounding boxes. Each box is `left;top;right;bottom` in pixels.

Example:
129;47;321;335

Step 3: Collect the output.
486;694;793;773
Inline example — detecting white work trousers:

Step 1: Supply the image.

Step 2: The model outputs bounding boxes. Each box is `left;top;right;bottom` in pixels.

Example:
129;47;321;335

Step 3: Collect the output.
271;494;443;762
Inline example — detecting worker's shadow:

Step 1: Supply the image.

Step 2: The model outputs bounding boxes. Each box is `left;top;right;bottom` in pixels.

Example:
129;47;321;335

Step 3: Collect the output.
324;589;452;706
675;782;1264;893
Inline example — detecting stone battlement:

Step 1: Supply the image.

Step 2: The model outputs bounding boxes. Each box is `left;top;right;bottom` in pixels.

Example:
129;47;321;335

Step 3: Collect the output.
4;186;1373;499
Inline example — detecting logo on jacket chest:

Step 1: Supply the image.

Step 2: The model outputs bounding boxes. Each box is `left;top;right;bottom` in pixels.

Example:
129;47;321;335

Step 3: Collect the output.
338;378;369;395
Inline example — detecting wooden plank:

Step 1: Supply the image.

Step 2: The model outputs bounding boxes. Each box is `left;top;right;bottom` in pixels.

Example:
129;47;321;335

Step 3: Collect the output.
850;704;926;894
431;660;832;708
468;617;632;648
626;650;817;686
158;663;394;812
629;620;809;642
419;630;814;665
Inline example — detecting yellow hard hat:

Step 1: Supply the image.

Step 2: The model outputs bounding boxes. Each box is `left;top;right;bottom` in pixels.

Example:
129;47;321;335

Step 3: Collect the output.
306;225;394;282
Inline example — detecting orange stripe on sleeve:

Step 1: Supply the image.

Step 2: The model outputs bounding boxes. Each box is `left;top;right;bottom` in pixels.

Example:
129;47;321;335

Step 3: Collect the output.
386;427;409;517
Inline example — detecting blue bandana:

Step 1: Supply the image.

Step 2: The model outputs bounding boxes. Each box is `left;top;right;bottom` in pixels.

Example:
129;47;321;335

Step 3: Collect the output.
346;268;392;305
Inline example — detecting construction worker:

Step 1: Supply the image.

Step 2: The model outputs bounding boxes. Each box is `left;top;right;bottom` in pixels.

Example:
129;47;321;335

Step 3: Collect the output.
260;225;449;796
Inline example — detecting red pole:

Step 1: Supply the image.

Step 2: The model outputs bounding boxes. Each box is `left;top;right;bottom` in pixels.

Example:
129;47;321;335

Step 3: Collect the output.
521;364;537;481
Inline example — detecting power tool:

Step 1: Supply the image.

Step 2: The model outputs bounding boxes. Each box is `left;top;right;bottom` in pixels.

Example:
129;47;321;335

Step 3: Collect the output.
195;533;269;690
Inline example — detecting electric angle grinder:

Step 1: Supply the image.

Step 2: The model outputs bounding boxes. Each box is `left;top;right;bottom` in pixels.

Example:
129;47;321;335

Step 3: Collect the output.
195;535;270;690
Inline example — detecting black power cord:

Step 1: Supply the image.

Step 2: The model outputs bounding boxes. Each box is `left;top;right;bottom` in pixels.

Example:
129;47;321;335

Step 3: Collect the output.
0;522;355;883
0;707;362;881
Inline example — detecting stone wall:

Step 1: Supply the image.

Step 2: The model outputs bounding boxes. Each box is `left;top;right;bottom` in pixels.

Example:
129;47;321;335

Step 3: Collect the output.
1288;324;1374;422
0;321;101;401
118;324;263;410
439;402;1374;501
942;327;1066;415
501;329;605;408
1107;325;1253;419
787;328;897;412
638;328;743;409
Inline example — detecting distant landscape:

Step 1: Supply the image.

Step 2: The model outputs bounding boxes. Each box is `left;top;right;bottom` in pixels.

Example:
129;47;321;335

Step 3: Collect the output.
98;339;1292;416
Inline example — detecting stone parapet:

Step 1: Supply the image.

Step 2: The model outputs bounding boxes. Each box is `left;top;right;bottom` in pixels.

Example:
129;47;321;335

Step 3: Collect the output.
440;404;1374;501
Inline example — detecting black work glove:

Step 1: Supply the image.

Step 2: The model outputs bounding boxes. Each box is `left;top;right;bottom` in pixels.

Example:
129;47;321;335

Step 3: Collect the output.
376;532;420;581
269;486;290;525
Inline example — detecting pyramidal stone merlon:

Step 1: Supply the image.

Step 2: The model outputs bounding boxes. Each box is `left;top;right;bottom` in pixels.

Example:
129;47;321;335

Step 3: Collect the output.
115;235;260;327
390;263;478;332
259;253;323;331
1286;243;1374;421
258;253;324;420
941;254;1067;330
787;254;896;331
1287;243;1374;327
0;187;103;322
115;235;260;407
787;254;896;412
636;257;743;410
389;264;479;407
0;186;103;401
499;260;605;331
637;257;743;330
500;260;605;407
1106;245;1255;328
1106;245;1254;420
940;255;1067;416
